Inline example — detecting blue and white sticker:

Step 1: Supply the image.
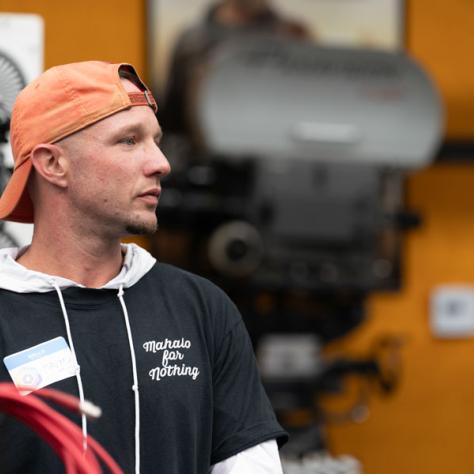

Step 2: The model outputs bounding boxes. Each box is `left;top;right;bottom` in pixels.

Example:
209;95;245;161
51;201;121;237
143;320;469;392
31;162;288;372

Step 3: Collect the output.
3;337;77;395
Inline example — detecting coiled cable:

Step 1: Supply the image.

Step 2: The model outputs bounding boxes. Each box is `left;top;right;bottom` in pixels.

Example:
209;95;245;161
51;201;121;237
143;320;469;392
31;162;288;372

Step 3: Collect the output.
0;382;123;474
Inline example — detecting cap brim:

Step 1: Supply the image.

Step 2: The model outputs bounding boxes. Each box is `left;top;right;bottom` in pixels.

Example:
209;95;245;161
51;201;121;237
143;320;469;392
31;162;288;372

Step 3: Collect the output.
0;159;34;223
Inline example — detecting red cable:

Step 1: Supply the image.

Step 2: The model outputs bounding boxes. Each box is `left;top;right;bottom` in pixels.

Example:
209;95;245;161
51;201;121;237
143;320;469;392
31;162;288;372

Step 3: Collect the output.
0;387;95;471
0;383;124;474
3;403;96;473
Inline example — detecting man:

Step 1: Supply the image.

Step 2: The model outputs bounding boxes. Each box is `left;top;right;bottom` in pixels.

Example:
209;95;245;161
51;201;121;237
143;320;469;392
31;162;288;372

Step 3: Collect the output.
0;61;287;473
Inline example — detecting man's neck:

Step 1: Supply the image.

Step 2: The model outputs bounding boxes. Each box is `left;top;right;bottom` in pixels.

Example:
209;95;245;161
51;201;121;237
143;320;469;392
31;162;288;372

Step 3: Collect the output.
17;233;125;289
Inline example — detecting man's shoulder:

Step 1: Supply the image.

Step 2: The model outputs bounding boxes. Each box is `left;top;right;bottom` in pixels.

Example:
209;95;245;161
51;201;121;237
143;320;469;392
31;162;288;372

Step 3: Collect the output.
146;261;223;294
141;262;242;327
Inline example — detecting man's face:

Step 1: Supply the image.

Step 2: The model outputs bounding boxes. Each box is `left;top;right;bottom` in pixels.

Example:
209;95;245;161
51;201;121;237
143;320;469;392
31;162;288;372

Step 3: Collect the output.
59;80;171;238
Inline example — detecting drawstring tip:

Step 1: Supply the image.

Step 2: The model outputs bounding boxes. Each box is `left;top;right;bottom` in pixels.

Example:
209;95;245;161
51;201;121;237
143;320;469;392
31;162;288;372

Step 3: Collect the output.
79;400;102;419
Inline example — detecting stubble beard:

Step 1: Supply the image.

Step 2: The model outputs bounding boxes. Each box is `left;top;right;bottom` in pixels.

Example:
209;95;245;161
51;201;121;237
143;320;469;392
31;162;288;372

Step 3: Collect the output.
125;216;159;236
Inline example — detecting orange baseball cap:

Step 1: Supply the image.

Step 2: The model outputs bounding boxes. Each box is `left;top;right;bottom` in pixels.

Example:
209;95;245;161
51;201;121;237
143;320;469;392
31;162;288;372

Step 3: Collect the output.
0;61;158;223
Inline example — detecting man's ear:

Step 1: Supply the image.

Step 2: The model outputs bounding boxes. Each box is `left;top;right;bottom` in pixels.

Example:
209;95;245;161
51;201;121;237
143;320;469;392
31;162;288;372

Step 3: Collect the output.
30;143;68;188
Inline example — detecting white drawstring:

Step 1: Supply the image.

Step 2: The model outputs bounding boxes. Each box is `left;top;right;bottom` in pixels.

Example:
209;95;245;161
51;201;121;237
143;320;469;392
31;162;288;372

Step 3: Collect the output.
52;281;141;471
117;284;141;474
52;281;88;452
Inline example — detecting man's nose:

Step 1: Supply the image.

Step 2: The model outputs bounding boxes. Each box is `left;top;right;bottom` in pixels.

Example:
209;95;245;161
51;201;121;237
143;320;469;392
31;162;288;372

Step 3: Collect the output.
146;144;171;177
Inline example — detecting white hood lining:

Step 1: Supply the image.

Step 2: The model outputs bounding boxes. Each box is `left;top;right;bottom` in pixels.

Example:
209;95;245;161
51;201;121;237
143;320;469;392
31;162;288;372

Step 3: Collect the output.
0;243;156;293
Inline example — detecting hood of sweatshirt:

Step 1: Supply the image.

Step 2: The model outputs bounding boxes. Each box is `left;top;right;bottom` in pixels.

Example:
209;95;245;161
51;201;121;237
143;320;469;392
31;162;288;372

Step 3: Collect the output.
0;243;156;293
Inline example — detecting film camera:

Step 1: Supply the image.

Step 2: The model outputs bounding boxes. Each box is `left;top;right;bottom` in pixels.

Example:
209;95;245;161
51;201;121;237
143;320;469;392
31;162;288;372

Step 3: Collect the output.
157;36;442;295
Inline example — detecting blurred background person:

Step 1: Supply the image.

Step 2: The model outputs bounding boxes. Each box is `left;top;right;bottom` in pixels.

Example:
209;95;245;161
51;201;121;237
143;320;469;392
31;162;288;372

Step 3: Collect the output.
159;0;311;140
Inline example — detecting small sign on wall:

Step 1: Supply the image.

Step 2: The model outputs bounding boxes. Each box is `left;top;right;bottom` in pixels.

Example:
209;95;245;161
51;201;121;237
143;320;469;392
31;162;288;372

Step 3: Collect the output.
430;285;474;338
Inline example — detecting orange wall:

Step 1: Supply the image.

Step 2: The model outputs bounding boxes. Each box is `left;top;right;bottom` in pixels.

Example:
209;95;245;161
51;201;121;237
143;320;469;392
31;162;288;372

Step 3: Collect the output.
407;0;474;139
0;0;146;77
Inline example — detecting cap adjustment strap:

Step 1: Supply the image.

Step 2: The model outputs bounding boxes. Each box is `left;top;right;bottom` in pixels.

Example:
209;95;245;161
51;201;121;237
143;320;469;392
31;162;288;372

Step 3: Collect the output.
128;91;157;112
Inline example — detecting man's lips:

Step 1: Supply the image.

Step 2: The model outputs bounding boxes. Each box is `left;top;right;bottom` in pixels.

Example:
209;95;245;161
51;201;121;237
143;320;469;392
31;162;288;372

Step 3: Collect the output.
137;188;161;205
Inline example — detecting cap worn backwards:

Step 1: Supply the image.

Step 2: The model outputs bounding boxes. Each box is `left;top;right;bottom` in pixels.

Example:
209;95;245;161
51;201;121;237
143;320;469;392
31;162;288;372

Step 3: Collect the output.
0;60;158;224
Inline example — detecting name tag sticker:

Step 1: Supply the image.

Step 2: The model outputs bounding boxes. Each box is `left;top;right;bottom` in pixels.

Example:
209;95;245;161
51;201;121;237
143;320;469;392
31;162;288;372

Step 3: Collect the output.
3;337;77;395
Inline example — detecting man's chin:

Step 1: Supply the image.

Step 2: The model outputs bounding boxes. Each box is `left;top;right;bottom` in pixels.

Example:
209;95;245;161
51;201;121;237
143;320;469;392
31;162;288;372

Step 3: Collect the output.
125;219;158;236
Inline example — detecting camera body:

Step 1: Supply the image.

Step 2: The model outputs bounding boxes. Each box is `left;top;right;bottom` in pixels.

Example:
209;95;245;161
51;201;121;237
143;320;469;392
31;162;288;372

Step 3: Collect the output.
159;154;404;292
158;38;442;292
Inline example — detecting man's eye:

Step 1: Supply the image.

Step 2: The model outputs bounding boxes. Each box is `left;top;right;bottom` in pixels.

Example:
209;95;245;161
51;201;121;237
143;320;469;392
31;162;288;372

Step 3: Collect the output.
121;136;136;145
